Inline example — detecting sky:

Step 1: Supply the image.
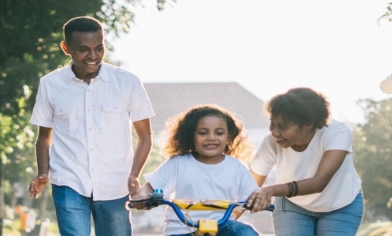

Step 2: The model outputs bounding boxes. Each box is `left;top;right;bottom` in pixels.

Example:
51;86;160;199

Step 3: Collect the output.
109;0;392;124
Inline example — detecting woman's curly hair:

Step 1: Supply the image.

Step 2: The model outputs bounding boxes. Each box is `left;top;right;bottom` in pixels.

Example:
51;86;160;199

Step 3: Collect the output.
162;104;254;161
266;87;331;128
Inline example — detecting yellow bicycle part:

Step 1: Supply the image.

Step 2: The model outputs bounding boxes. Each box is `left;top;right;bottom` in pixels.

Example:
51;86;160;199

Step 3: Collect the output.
172;199;232;211
198;219;218;235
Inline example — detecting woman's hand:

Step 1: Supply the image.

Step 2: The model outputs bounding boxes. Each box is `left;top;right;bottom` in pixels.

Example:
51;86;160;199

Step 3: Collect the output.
247;187;273;213
28;174;48;198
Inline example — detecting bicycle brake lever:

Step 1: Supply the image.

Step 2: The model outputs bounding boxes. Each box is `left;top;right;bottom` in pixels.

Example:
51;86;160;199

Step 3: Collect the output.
145;189;164;207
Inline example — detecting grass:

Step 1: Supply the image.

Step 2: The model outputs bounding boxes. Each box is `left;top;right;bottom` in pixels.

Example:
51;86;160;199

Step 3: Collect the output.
357;221;392;236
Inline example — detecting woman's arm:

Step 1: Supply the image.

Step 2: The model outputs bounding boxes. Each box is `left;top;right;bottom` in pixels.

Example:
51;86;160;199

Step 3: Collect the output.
295;149;347;194
251;170;267;187
248;149;347;212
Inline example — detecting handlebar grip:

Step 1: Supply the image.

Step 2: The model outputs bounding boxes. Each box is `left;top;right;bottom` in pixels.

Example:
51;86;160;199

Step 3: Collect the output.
130;199;149;203
243;203;275;212
125;198;154;210
266;204;275;212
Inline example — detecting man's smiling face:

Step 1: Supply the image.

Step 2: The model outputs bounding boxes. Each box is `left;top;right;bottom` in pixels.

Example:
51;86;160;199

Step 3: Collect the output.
61;30;105;81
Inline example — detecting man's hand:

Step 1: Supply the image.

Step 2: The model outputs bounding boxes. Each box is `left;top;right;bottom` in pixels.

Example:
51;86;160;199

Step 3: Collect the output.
128;175;140;196
28;174;49;199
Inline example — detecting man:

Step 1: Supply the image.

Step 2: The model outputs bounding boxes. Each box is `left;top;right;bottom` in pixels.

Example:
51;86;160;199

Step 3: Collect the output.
28;16;155;236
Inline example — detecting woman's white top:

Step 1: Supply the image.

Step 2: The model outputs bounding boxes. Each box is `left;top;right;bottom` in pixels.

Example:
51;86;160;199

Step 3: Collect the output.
250;120;361;212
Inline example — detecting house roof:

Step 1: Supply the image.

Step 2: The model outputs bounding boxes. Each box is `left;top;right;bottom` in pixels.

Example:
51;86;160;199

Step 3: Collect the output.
144;82;269;131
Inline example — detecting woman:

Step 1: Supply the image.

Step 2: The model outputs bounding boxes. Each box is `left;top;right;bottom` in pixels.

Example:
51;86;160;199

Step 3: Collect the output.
247;87;364;236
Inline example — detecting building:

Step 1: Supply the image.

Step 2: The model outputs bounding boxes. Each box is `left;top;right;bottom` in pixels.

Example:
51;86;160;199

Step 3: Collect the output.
144;82;270;147
134;82;277;235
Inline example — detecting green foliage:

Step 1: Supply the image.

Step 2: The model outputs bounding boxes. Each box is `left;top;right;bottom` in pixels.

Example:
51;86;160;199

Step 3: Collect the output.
0;0;136;115
379;2;392;23
139;142;166;185
0;83;36;205
0;0;173;210
353;98;392;220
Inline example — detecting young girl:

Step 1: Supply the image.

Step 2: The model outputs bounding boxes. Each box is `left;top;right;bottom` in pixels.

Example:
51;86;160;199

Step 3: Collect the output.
132;104;260;236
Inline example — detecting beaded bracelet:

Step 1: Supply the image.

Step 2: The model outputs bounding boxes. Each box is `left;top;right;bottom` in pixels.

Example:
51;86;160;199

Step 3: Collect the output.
287;182;294;198
287;181;299;198
292;181;298;197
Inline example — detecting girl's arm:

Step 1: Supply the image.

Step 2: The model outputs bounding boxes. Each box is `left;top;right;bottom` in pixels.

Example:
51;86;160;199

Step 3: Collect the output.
235;171;268;219
131;182;154;210
133;182;154;199
233;206;246;220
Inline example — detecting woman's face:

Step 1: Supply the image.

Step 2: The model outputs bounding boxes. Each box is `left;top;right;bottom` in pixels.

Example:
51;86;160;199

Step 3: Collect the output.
269;114;314;152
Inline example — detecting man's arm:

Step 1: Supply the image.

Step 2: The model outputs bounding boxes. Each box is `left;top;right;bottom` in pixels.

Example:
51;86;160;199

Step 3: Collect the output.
28;126;52;198
128;118;153;196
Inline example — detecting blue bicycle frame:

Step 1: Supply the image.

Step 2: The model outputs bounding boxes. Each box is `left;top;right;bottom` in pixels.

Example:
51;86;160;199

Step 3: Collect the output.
125;189;275;228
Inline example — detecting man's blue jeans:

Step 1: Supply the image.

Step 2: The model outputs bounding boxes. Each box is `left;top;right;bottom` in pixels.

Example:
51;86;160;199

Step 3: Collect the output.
52;184;132;236
169;220;259;236
272;191;364;236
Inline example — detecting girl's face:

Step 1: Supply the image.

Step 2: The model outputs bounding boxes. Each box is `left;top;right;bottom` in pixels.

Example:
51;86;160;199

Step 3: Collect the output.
193;115;229;164
269;114;314;152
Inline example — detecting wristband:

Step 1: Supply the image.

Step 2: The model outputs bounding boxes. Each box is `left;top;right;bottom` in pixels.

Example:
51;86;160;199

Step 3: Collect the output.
287;182;294;198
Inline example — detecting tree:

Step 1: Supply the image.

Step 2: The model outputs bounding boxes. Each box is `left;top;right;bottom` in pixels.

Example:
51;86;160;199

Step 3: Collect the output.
379;2;392;23
352;98;392;220
0;0;173;234
0;0;175;121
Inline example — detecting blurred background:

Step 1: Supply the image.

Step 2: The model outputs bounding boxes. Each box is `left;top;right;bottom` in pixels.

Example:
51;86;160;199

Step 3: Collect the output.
1;1;392;235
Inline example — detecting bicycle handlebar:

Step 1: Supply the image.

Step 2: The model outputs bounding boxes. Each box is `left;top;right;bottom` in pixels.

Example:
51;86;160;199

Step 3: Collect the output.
125;189;274;228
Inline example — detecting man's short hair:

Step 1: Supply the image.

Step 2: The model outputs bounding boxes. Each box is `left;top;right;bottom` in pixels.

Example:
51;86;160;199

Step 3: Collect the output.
63;16;103;44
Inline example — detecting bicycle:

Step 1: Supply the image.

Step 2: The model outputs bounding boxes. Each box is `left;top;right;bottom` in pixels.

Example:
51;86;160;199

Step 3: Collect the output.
125;189;275;236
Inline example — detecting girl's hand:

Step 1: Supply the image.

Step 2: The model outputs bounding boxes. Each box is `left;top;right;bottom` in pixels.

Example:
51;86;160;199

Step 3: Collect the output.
130;195;152;210
247;187;273;213
28;174;48;199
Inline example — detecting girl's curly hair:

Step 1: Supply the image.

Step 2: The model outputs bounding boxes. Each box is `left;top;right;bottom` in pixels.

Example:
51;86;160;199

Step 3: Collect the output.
162;104;254;161
266;87;331;128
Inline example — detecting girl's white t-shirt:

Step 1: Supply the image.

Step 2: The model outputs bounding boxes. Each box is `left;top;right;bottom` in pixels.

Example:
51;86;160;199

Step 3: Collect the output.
250;119;361;212
145;154;259;235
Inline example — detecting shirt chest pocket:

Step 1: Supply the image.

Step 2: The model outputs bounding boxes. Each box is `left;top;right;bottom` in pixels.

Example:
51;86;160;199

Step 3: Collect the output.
101;103;128;131
54;106;74;133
